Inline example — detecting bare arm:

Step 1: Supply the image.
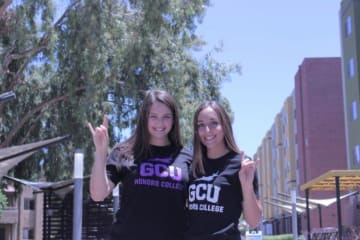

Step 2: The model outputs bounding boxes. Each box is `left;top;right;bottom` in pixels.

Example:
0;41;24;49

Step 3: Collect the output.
88;115;115;201
239;158;262;228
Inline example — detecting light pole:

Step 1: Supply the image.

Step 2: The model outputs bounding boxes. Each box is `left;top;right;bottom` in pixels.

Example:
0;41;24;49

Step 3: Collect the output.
112;184;120;223
291;183;298;240
73;149;84;240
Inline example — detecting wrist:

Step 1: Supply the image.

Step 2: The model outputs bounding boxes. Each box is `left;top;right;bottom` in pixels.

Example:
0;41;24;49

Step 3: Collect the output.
241;183;254;193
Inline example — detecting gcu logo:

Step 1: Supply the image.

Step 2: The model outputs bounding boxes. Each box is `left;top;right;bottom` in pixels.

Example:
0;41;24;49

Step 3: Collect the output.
140;162;182;181
188;183;220;203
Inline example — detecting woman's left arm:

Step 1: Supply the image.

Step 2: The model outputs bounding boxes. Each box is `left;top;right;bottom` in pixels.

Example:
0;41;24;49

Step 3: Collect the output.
239;158;263;228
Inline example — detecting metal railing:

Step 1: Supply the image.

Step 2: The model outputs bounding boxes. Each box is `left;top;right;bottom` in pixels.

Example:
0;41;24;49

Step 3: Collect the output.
311;226;360;240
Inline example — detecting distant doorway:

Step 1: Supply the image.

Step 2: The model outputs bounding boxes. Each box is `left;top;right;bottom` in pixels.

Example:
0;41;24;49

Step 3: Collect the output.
0;227;5;240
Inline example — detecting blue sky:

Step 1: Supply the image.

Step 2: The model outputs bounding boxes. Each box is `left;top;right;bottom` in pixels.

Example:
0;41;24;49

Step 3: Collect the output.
195;0;342;155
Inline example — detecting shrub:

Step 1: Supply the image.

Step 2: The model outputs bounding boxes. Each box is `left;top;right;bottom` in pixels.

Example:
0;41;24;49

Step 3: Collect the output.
0;190;8;217
263;234;294;240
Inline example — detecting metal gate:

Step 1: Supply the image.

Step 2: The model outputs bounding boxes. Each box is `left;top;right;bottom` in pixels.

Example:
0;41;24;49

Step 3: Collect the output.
43;190;113;240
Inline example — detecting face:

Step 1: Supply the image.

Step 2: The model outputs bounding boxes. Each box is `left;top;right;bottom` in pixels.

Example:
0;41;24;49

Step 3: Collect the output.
147;100;173;146
196;107;226;155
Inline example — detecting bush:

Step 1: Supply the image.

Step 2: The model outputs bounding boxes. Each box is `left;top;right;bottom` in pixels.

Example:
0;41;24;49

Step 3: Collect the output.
0;190;8;217
263;234;294;240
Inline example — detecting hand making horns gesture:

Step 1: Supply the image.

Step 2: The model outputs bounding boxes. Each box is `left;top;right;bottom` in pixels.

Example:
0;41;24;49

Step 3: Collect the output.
88;115;109;154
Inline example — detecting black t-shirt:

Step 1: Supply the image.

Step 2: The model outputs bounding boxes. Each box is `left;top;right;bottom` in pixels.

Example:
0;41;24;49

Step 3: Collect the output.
185;151;259;240
106;145;192;240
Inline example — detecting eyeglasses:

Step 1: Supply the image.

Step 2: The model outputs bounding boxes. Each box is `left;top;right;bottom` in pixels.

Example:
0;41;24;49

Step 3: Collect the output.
197;121;220;132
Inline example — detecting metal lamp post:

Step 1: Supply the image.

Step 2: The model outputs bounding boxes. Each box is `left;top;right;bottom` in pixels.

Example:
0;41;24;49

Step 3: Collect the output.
73;149;84;240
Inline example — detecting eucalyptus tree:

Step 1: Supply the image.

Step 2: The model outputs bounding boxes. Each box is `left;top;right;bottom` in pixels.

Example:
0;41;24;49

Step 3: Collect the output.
108;0;241;144
0;0;241;181
0;0;61;179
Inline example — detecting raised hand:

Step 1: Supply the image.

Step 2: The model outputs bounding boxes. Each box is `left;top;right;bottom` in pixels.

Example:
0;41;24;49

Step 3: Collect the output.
88;115;109;153
239;157;262;228
238;157;258;186
89;115;114;201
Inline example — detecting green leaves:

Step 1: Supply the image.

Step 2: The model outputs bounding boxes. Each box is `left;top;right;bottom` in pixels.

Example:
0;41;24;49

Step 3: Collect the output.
0;190;8;217
1;0;240;181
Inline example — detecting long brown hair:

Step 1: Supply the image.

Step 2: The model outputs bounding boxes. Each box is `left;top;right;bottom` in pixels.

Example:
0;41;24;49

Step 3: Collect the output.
192;101;242;176
113;89;183;165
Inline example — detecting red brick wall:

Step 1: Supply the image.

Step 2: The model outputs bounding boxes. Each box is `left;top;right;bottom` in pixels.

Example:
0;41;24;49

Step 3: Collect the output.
294;58;350;229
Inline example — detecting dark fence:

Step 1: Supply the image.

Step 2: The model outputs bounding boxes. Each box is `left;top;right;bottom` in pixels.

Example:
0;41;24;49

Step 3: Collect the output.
43;190;113;240
264;213;302;235
311;226;360;240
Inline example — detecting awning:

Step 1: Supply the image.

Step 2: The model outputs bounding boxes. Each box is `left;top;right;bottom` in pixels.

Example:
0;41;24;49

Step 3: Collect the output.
300;170;360;192
300;170;360;240
0;135;70;162
3;175;90;199
0;135;70;178
270;196;315;209
264;200;305;213
278;191;359;208
0;152;35;179
275;190;358;229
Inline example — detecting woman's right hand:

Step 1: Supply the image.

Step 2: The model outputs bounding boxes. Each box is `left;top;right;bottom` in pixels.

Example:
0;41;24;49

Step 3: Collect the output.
88;115;109;153
89;115;115;201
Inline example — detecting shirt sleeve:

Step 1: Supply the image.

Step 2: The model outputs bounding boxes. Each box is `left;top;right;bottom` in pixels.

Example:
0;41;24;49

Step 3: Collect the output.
105;146;129;185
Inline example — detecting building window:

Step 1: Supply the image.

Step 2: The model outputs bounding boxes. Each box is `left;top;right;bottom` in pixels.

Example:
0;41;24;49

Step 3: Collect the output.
354;145;360;164
352;101;358;120
346;15;352;36
23;228;34;240
349;58;355;79
24;198;35;210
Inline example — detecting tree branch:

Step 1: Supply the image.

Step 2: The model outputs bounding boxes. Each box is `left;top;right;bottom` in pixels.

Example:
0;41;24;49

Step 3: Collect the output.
19;113;43;145
54;0;81;28
0;87;86;147
3;36;50;74
0;0;12;18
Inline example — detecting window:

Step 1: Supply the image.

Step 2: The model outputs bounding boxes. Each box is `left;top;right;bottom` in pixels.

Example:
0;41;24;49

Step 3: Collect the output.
349;58;354;79
24;198;34;210
282;124;285;134
346;15;352;36
23;228;34;240
352;101;358;120
354;145;360;164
